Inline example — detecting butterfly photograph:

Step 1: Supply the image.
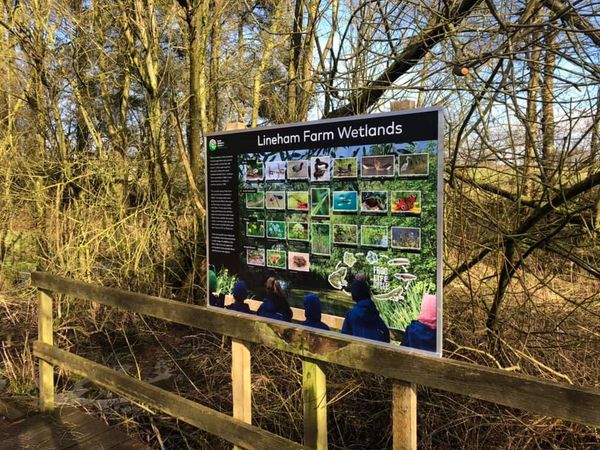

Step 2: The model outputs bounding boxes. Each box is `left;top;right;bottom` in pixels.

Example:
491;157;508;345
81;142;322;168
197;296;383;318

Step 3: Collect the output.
390;191;421;214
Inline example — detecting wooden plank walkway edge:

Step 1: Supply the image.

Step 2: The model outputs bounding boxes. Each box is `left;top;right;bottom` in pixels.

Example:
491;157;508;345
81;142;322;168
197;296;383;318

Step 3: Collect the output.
33;341;307;450
30;272;600;428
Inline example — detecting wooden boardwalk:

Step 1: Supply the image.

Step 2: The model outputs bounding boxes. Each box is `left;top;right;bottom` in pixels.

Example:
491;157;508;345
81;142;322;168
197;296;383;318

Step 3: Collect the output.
0;400;149;450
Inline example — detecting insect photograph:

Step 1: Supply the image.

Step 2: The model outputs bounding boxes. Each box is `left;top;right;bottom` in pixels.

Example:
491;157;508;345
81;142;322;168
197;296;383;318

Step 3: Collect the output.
390;191;421;214
287;191;309;211
265;191;286;209
265;161;286;181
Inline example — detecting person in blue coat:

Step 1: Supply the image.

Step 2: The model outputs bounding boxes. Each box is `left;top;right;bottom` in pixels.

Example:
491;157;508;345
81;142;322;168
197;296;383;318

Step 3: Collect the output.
257;277;293;322
401;294;437;352
226;280;252;314
341;278;390;343
301;294;330;331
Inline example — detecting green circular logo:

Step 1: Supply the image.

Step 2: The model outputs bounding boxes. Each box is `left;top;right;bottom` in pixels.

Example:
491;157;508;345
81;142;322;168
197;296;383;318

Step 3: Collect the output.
208;139;217;151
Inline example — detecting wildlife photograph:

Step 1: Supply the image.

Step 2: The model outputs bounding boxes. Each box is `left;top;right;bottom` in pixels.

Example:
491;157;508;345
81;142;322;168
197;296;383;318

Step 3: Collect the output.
361;191;388;212
286;191;309;211
265;161;286;181
287;252;310;272
246;249;265;266
391;227;422;251
286;160;308;179
398;153;429;177
332;191;358;212
391;191;421;214
360;155;395;177
265;191;286;209
244;161;264;181
310;188;331;217
266;249;287;269
245;191;265;209
333;157;358;178
310;156;331;182
333;224;359;245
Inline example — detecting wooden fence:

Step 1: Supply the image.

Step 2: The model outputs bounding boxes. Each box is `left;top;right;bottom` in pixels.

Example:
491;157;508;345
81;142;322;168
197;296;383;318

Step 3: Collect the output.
30;272;600;449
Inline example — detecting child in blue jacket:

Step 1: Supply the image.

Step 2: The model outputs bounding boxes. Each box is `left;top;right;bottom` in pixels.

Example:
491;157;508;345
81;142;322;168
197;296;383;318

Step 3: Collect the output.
301;294;330;331
257;277;293;322
226;280;252;314
341;278;390;343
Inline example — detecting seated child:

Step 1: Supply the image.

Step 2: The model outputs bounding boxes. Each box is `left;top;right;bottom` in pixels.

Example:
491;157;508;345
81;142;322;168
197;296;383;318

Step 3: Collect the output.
301;294;329;331
341;278;390;343
226;280;252;314
401;294;437;352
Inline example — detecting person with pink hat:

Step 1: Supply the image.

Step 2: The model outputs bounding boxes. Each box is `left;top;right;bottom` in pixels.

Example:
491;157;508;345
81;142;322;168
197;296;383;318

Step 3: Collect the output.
401;293;437;351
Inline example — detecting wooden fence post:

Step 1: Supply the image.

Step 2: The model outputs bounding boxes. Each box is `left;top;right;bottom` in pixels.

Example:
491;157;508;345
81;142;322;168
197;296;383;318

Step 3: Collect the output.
231;338;251;450
392;381;417;450
389;98;418;450
38;289;54;412
303;359;327;450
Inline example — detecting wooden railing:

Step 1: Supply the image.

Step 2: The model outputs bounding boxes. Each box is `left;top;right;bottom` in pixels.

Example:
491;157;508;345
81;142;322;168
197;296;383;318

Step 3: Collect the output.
31;272;600;449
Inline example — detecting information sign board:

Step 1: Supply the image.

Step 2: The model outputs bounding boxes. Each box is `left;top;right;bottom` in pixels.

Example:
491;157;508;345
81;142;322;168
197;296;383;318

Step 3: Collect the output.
206;107;443;354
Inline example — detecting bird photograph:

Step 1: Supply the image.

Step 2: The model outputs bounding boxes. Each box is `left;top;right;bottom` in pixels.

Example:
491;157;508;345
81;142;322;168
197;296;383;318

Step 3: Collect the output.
360;155;395;177
287;160;308;179
398;153;429;177
333;157;357;178
311;156;331;181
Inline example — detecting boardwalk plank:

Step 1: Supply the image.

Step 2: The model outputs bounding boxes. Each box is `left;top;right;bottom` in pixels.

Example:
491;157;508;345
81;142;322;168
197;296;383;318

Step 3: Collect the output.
0;406;149;450
0;397;27;421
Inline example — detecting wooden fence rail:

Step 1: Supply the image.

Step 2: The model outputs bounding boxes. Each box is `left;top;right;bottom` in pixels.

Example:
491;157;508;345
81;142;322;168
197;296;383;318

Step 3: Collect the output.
30;272;600;450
